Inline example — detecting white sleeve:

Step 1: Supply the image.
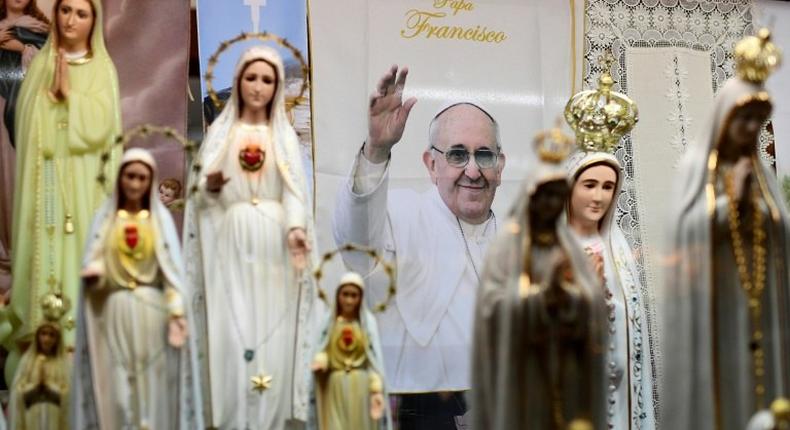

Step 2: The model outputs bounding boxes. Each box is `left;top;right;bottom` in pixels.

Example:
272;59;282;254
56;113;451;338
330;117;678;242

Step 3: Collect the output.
333;148;392;275
353;150;388;194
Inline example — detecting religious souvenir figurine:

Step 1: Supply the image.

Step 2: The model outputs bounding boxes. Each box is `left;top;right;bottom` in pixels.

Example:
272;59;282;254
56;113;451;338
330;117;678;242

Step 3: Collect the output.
0;0;50;146
159;177;184;211
661;29;790;430
9;297;70;430
564;65;657;428
0;0;51;298
565;151;657;429
2;0;122;379
309;272;391;430
70;148;203;429
184;45;316;429
472;125;607;430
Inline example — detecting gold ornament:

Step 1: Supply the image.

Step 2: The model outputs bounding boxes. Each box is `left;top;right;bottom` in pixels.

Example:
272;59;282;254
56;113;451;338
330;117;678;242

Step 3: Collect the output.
564;52;638;153
735;28;782;85
772;397;790;427
250;373;273;394
313;243;396;313
567;419;594;430
724;168;767;408
39;290;71;323
204;32;310;112
64;213;75;234
533;118;574;164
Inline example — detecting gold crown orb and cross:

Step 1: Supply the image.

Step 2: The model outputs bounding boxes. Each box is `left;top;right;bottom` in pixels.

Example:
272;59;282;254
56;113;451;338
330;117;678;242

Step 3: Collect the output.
533;118;575;164
564;52;638;153
39;283;71;328
735;27;782;85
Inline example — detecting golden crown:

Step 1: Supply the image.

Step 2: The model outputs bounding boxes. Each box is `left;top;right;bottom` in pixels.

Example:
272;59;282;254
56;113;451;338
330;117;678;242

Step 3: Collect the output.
735;28;782;85
39;291;70;324
533;119;574;164
564;53;638;153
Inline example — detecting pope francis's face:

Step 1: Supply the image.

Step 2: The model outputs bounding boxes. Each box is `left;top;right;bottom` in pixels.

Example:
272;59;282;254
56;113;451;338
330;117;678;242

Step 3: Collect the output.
422;104;504;224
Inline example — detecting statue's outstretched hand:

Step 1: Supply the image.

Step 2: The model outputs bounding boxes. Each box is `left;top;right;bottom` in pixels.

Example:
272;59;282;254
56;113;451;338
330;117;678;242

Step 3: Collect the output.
370;392;385;420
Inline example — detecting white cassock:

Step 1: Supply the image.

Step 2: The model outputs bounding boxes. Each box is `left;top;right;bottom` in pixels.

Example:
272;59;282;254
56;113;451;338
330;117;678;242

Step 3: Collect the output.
333;151;497;393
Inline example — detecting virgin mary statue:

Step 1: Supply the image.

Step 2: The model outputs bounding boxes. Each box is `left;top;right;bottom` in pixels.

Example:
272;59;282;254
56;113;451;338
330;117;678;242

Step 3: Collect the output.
660;29;790;430
472;128;607;430
184;45;317;429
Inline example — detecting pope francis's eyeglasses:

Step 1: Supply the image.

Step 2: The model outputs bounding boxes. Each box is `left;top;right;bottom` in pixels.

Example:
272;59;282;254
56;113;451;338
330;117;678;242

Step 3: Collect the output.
430;145;499;169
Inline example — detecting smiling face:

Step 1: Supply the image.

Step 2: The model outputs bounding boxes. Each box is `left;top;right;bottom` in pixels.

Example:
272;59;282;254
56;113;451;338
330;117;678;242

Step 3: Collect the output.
55;0;93;51
422;104;505;224
569;164;617;232
238;59;278;120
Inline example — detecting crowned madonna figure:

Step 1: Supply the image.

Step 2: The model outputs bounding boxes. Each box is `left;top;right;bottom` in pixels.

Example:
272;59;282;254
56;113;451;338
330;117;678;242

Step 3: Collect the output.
564;62;657;429
661;29;790;430
472;126;608;430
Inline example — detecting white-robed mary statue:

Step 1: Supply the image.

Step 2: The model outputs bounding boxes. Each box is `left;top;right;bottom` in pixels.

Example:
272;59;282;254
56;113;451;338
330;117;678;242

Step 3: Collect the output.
71;148;203;429
184;45;317;429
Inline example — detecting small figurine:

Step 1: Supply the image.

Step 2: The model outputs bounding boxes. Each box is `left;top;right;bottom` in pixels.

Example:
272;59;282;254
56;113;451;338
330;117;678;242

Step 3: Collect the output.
10;296;70;430
71;148;202;429
159;177;184;210
310;272;391;430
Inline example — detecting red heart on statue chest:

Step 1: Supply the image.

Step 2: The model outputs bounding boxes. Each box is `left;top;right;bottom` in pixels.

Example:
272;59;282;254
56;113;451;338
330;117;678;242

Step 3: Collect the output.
242;150;263;166
124;225;139;249
239;146;265;171
341;327;354;347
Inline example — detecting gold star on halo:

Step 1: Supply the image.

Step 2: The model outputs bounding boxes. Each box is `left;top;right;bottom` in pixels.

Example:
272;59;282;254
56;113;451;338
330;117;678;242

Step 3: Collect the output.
251;374;273;394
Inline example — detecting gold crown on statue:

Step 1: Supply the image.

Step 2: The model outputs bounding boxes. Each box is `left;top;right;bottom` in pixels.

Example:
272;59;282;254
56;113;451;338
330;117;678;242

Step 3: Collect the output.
735;28;782;85
39;291;71;324
564;52;638;153
533;119;574;164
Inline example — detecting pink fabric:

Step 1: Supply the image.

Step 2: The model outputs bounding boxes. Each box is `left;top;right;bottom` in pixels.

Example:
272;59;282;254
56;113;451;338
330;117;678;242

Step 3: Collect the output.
104;0;190;183
103;0;190;234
